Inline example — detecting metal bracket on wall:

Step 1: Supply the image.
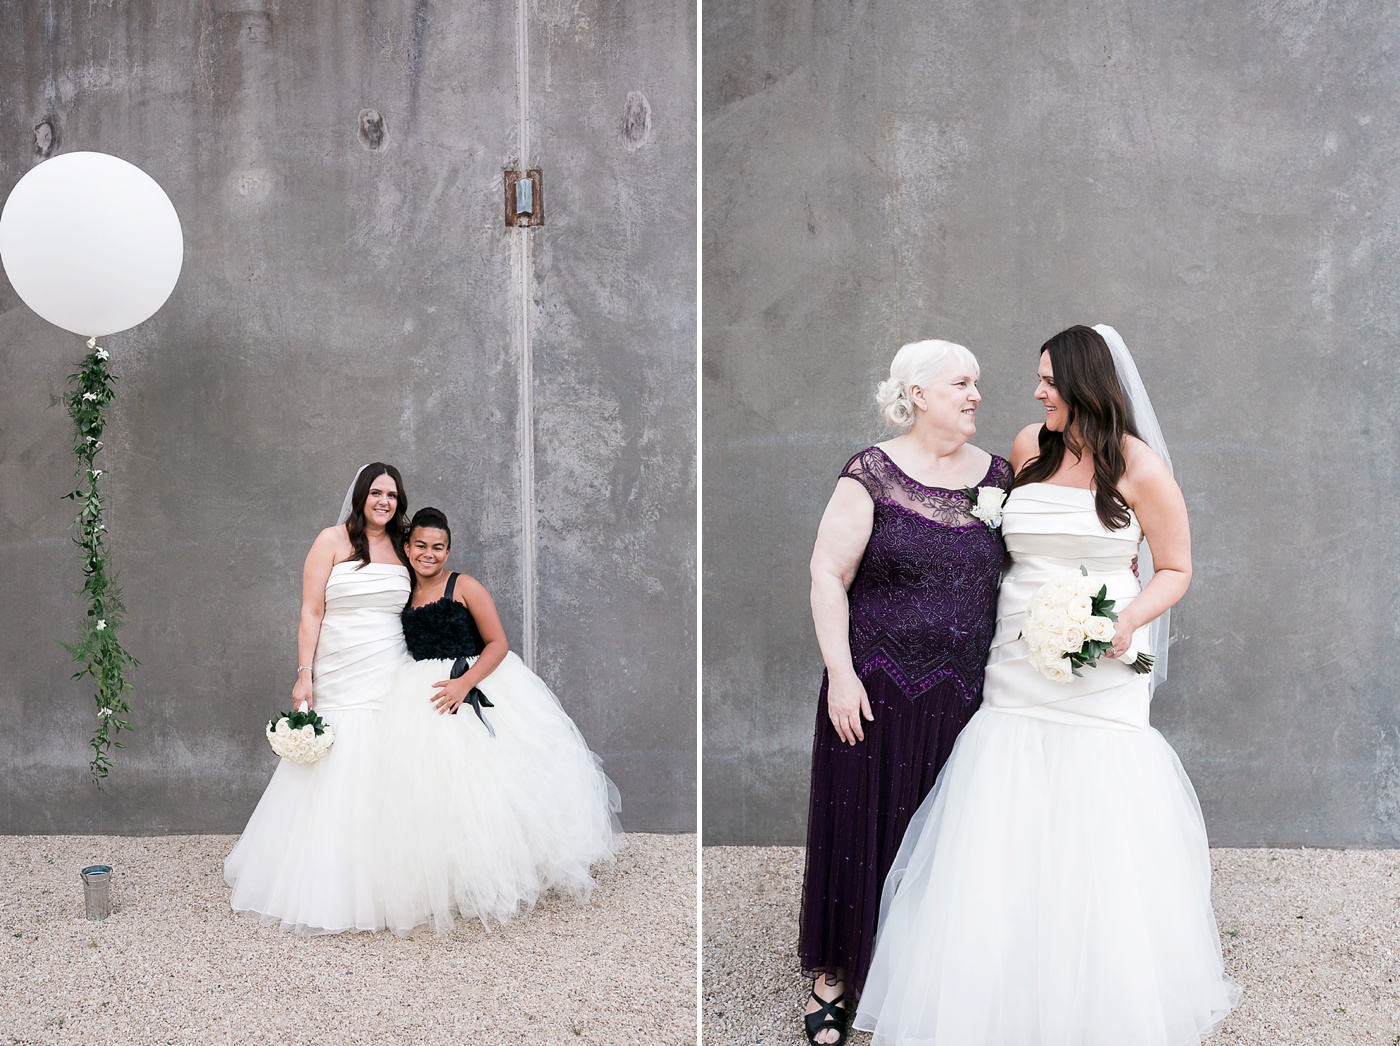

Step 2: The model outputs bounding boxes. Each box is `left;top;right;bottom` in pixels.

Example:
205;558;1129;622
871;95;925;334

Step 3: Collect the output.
505;169;543;227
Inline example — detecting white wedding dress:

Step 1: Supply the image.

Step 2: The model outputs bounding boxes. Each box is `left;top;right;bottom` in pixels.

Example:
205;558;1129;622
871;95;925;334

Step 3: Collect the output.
225;561;411;933
226;561;620;936
854;483;1239;1045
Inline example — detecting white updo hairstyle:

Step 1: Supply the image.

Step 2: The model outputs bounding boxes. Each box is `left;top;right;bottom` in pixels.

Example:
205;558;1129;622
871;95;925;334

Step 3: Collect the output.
875;339;981;430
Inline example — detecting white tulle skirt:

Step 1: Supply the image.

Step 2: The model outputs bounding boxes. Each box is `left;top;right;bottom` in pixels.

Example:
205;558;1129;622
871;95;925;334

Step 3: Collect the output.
372;651;622;935
225;705;388;934
853;707;1239;1046
226;649;620;936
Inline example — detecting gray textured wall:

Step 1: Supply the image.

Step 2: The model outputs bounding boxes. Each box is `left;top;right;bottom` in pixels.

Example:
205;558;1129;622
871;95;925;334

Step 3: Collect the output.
0;0;695;832
704;2;1400;845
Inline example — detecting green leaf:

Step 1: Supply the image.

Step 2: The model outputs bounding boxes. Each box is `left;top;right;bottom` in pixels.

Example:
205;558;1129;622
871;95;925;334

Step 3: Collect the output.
64;353;138;784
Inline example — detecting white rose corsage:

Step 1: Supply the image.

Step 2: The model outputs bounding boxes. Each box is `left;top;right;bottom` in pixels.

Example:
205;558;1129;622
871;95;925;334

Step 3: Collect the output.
962;485;1007;529
1020;566;1154;683
266;707;335;763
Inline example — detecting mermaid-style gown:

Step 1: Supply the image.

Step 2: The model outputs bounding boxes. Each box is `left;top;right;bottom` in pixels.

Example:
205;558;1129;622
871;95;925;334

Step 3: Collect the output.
225;561;411;933
854;483;1239;1045
373;572;621;934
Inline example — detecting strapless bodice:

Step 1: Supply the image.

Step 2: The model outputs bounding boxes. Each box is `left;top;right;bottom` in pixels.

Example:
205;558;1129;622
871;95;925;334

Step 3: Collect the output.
313;561;411;711
1002;483;1141;583
984;484;1152;731
323;560;412;614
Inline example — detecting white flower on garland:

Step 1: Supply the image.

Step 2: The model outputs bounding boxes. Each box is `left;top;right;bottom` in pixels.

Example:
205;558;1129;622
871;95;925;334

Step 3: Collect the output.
65;340;137;783
964;485;1007;529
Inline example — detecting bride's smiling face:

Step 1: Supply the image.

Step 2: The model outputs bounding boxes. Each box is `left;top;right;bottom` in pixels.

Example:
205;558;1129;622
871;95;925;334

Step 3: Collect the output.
405;526;450;581
362;474;399;530
1033;351;1068;432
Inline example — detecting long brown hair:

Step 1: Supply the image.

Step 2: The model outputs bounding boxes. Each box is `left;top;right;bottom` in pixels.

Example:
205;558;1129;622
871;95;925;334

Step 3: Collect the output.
345;463;411;566
1013;325;1139;530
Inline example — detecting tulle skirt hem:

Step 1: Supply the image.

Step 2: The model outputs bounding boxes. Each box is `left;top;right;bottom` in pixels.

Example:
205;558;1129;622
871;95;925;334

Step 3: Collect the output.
226;653;620;936
853;707;1239;1046
371;651;620;936
224;706;387;936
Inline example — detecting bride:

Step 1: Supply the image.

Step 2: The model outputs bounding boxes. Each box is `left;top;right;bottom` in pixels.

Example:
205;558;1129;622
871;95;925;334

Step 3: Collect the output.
225;462;412;933
853;326;1239;1044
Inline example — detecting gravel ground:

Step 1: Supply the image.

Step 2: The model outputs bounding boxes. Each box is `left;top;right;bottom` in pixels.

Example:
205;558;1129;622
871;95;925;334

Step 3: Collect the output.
703;845;1400;1045
0;833;696;1046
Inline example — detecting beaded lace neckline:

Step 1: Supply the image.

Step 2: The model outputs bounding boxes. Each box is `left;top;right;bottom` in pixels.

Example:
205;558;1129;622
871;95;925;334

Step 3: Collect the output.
871;445;996;494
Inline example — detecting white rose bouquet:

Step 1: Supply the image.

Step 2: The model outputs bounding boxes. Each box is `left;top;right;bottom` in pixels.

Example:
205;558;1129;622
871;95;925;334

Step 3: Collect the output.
266;707;335;763
1021;567;1154;683
962;485;1007;529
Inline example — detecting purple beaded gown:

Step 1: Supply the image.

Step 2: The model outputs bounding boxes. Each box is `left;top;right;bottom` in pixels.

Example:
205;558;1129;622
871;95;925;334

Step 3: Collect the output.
799;446;1012;1001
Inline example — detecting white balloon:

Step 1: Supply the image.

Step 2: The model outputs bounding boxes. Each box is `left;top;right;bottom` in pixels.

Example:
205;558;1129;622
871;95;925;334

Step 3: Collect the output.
0;151;183;338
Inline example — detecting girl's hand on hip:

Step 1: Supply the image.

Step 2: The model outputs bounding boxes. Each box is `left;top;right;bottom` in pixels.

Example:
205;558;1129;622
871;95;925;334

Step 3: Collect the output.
430;678;468;715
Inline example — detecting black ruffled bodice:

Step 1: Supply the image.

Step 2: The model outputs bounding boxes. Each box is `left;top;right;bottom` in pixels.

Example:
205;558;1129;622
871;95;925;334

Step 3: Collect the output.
402;589;486;661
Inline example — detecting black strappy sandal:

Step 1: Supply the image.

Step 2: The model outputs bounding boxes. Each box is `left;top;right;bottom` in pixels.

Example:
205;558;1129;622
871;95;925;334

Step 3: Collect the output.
803;987;847;1046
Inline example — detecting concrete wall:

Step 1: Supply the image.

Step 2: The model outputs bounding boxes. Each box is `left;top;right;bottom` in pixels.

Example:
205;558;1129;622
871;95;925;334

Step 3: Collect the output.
0;0;696;832
704;2;1400;845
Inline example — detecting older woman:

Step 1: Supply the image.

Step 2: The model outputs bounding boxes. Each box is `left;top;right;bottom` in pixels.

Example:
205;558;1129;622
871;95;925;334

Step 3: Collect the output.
799;341;1012;1045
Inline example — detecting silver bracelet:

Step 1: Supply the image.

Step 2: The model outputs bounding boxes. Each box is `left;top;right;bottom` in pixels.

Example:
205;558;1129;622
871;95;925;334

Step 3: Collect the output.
297;666;313;673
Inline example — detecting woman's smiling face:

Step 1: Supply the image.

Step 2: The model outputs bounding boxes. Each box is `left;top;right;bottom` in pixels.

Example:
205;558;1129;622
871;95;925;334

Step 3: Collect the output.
405;526;450;581
911;357;982;437
361;473;399;529
1033;351;1068;432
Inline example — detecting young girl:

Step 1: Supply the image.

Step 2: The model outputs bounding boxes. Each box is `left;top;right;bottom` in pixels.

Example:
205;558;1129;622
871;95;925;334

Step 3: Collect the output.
374;507;621;934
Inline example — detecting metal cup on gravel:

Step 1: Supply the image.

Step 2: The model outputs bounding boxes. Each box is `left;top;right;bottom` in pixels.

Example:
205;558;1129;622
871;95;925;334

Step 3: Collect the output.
80;864;112;920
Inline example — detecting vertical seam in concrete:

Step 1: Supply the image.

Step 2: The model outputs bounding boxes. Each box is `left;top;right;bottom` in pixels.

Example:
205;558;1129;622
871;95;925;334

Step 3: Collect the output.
44;0;56;111
514;0;537;670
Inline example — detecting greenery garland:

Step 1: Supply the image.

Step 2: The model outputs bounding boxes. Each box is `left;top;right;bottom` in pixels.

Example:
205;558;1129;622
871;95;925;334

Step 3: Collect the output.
62;337;137;784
